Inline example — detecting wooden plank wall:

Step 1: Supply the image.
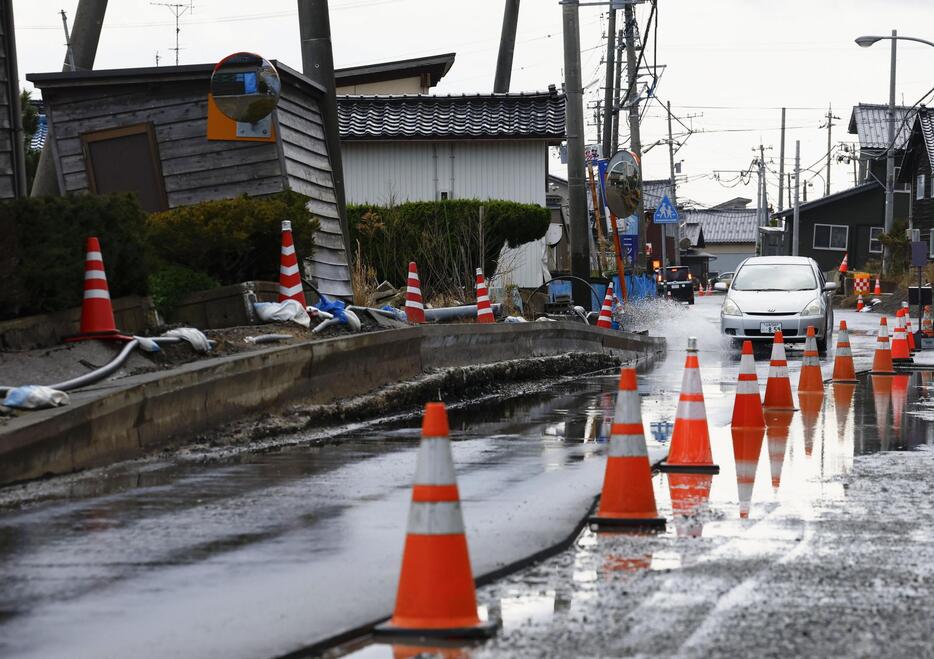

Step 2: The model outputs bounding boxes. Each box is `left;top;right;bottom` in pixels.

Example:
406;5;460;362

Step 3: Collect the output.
46;81;285;206
0;5;15;199
277;86;352;298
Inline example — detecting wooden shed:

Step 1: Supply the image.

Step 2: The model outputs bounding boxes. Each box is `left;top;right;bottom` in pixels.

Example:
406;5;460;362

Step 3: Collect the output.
27;61;352;298
0;0;26;199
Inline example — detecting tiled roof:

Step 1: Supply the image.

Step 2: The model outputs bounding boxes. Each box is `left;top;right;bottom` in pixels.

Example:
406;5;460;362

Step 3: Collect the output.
337;91;566;141
848;103;915;150
682;222;703;247
682;208;759;244
643;178;672;210
918;107;934;172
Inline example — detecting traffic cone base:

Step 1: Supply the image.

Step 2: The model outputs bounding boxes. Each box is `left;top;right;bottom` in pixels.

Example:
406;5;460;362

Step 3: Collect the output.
590;368;666;532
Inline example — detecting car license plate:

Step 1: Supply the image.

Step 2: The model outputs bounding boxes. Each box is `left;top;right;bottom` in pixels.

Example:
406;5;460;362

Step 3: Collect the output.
760;322;781;334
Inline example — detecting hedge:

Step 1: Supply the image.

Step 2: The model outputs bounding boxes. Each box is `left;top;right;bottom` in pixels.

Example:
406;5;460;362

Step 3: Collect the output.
146;190;318;286
348;199;550;298
0;193;149;320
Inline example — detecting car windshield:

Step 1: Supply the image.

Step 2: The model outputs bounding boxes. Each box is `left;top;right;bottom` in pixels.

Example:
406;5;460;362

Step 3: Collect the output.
731;264;816;291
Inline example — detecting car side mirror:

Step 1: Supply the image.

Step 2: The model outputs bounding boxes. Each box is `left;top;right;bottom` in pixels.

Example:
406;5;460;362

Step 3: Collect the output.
823;282;838;291
714;282;728;292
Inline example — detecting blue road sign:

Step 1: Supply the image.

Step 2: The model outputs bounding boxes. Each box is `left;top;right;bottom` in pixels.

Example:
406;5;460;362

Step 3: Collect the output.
653;194;679;224
620;235;638;267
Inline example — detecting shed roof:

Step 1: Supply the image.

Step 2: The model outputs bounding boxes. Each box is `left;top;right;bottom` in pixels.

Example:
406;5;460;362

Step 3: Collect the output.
682;222;704;247
682;208;758;245
335;52;455;89
773;180;881;218
337;90;566;142
847;103;915;151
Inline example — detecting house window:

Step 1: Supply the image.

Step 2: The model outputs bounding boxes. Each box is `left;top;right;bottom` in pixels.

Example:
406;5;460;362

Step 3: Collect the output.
917;174;926;200
813;223;849;251
869;226;883;254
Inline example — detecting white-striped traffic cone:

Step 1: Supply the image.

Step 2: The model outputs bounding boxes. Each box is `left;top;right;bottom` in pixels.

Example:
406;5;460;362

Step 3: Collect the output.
475;268;494;323
405;261;426;324
278;220;306;306
596;281;614;329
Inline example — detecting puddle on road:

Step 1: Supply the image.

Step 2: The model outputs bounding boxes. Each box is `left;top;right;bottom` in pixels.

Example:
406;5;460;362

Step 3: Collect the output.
333;369;934;659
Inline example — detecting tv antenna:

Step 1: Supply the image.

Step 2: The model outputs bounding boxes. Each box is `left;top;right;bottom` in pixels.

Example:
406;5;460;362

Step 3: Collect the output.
150;2;194;66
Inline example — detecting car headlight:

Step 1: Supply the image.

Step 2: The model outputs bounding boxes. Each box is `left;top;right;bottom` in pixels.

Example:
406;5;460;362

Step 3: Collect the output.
801;298;822;316
721;298;743;317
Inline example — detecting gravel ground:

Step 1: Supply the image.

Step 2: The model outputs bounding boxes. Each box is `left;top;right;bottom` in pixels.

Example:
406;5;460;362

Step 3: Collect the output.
471;446;934;658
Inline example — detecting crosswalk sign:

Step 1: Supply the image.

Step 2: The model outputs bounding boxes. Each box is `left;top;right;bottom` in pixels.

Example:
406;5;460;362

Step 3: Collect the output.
653;194;679;224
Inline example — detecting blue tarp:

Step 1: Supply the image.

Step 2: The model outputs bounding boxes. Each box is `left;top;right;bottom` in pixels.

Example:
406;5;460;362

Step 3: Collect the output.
547;275;657;308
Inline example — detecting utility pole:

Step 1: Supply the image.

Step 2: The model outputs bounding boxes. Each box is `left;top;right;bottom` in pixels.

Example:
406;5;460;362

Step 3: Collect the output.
492;0;520;93
601;7;616;159
611;29;623;154
562;0;591;309
594;100;602;143
624;0;645;271
820;103;840;197
666;101;680;265
778;107;786;211
32;0;108;197
298;0;351;289
884;29;897;274
60;10;76;71
151;2;193;66
793;140;801;256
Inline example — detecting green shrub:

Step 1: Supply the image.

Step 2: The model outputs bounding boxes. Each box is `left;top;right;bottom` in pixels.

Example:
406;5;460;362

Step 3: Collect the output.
0;193;149;320
348;199;550;298
145;190;318;285
148;264;219;318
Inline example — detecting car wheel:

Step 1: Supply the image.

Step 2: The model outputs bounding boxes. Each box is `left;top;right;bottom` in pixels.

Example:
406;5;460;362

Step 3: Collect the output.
688;296;695;305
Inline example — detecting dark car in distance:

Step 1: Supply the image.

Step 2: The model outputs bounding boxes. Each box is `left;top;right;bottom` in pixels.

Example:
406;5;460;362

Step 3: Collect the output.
656;266;695;304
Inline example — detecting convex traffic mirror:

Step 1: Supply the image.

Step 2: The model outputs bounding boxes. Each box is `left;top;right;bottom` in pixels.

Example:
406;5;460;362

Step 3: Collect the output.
604;150;642;218
210;52;281;124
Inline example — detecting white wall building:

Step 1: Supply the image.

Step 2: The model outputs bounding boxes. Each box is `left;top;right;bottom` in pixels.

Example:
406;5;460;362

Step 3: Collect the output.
337;89;566;288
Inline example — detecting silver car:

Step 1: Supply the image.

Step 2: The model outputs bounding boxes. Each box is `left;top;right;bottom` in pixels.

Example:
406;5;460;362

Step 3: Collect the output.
716;256;836;352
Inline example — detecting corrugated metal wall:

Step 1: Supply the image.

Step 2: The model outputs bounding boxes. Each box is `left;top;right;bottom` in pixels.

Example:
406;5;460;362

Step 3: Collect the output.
343;140;549;287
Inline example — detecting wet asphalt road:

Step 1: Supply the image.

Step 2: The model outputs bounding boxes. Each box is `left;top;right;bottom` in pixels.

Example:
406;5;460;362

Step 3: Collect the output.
339;297;934;658
2;296;933;658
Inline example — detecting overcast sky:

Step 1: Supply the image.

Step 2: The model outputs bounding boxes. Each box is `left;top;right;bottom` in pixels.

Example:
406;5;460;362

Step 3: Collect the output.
12;0;934;208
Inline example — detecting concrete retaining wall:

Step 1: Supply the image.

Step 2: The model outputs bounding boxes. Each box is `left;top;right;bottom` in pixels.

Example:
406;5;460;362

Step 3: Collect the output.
0;323;664;486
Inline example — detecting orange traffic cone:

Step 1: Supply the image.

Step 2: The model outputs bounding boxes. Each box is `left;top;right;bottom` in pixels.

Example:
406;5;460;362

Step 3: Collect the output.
660;337;719;473
838;252;848;274
764;331;795;410
732;340;765;429
404;262;426;324
68;237;128;342
707;282;713;295
732;426;764;519
377;403;498;639
765;410;793;492
902;303;917;352
589;367;665;531
595;281;614;329
697;282;705;297
475;268;494;324
391;644;469;659
856;295;864;312
799;391;824;457
873;276;882;296
872;317;896;374
278;220;307;305
923;305;933;337
832;320;857;382
667;472;712;538
797;326;823;393
891;310;911;363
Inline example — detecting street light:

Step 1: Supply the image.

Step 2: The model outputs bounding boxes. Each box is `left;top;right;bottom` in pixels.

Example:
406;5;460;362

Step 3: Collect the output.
854;30;934;273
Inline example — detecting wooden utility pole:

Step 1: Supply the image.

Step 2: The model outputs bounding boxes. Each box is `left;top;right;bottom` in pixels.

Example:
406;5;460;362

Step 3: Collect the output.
623;1;645;272
821;104;840;197
666;101;680;265
562;0;591;309
611;29;623;154
793;141;801;256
